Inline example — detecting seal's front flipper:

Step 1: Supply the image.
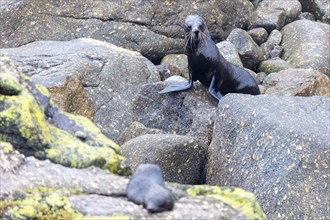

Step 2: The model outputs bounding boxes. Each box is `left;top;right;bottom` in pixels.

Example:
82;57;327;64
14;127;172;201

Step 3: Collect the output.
159;81;192;94
208;75;223;101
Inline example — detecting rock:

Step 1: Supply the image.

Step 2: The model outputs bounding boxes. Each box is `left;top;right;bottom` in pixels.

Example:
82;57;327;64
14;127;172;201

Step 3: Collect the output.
0;142;266;219
263;68;330;96
247;27;269;45
0;56;130;175
295;12;316;21
122;134;207;184
0;0;254;61
133;82;216;145
227;28;264;69
256;72;268;84
118;121;165;145
161;54;189;79
249;0;302;32
48;75;94;119
0;142;25;173
281;20;330;76
216;41;244;67
298;0;330;20
261;29;283;59
259;58;292;74
0;38;160;141
321;12;330;24
207;94;330;219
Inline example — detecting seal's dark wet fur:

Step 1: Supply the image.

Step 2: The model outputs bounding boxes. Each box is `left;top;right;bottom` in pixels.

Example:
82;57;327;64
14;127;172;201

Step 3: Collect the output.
126;164;174;213
159;15;260;101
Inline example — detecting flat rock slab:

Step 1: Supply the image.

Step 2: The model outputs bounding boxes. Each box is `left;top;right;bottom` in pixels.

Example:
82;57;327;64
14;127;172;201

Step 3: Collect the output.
207;94;330;219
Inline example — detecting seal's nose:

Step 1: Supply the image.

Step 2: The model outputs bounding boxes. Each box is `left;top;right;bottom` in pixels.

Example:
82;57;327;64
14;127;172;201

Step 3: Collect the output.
193;30;199;38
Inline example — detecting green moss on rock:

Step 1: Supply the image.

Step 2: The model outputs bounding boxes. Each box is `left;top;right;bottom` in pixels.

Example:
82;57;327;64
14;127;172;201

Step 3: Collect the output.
187;185;267;220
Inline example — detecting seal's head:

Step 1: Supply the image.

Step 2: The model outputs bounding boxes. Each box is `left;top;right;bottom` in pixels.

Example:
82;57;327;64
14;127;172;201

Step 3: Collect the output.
184;15;210;51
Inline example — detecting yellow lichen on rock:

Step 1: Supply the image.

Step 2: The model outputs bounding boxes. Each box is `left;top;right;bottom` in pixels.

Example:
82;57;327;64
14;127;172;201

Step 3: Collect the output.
187;185;267;220
0;56;130;175
1;190;83;220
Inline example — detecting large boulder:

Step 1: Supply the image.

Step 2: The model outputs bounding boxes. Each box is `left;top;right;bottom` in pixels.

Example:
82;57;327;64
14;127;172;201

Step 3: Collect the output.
0;142;266;219
121;134;207;184
298;0;330;21
0;0;254;61
207;94;330;219
249;0;302;32
264;68;330;96
227;28;264;69
281;20;330;76
133;82;217;145
0;38;160;141
0;56;130;175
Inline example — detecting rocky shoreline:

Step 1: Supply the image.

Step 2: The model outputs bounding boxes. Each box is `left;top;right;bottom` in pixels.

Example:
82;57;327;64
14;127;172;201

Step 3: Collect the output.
1;0;329;219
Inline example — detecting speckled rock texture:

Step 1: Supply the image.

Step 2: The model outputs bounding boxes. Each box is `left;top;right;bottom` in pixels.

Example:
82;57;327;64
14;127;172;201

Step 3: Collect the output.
264;68;330;96
298;0;330;21
216;41;244;67
0;56;129;175
133;82;217;145
0;0;254;62
248;0;302;32
48;75;94;120
281;20;330;76
259;58;292;74
207;94;330;219
227;28;264;69
0;142;266;220
0;38;160;141
121;134;207;184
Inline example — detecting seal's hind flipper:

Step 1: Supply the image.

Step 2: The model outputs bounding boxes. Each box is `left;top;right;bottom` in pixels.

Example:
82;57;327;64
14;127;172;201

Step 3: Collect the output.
159;82;192;94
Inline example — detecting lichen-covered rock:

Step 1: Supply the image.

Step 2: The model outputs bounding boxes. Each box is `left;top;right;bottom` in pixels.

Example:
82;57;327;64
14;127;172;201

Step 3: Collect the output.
207;94;330;219
1;189;83;220
0;142;24;173
0;150;266;219
186;185;266;220
227;28;264;69
121;134;207;184
281;20;330;76
259;58;292;74
0;38;160;142
0;56;130;175
263;68;330;96
249;0;302;32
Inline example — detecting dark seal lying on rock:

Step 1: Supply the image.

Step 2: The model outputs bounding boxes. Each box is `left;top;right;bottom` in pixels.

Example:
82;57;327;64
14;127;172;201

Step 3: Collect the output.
126;164;174;213
159;15;260;101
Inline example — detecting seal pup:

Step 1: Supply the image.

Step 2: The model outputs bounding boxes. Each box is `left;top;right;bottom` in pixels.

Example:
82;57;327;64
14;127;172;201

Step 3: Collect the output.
159;15;260;101
126;164;174;213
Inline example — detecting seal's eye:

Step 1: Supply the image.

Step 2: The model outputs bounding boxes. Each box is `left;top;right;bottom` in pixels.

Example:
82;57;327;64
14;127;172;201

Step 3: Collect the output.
185;25;192;32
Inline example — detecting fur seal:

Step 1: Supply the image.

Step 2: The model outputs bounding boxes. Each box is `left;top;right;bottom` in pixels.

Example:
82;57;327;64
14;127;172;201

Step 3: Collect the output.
159;15;260;101
126;164;174;213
